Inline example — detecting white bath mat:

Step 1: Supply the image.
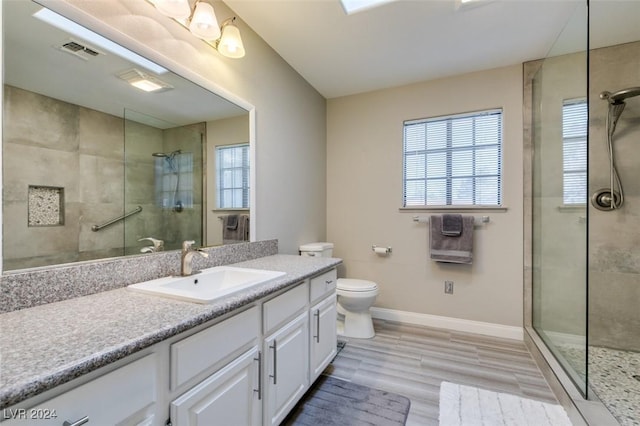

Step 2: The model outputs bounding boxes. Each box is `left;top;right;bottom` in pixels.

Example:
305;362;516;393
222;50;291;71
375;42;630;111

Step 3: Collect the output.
438;382;572;426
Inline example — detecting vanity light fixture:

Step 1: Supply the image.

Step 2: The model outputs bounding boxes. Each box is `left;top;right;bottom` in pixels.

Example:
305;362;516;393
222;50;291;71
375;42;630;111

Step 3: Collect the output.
216;18;245;59
117;69;174;93
150;0;245;58
189;2;221;40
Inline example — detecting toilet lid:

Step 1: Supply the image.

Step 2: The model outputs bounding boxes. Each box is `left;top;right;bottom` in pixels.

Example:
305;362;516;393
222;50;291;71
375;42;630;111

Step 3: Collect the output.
337;278;378;292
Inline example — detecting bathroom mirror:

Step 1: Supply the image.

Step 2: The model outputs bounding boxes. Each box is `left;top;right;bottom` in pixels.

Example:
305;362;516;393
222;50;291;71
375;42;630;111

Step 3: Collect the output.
2;1;251;271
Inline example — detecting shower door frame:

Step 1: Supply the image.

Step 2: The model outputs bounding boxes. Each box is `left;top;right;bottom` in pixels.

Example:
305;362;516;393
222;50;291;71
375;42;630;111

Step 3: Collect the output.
522;58;620;426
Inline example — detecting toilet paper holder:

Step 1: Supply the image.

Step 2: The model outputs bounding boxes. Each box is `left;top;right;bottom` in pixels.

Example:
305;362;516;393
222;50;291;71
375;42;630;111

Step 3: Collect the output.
371;245;392;254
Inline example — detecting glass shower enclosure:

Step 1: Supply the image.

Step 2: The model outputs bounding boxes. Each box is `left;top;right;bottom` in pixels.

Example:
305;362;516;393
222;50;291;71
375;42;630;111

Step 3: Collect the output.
527;1;640;424
123;109;205;255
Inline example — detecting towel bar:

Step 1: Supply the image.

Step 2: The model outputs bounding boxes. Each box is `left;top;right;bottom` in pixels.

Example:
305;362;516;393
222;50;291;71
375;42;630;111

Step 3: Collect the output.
412;215;490;225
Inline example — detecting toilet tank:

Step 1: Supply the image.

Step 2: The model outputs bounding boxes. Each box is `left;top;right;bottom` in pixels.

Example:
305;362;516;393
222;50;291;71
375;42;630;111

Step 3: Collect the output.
299;242;334;257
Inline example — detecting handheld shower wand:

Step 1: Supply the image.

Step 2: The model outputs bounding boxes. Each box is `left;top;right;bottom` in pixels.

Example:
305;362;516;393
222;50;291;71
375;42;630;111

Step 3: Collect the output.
152;150;183;212
592;87;640;211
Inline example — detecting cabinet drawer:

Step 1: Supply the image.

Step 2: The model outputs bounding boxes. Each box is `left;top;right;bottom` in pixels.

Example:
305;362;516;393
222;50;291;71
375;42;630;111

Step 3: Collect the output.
171;306;259;390
263;282;309;334
3;354;157;426
310;269;337;302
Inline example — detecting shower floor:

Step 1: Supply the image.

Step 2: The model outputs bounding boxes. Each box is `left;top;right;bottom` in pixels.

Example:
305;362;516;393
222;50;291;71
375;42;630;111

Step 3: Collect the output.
557;344;640;426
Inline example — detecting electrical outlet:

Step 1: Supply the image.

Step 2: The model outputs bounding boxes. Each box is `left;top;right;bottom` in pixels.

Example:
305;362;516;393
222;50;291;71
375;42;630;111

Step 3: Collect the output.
445;281;454;294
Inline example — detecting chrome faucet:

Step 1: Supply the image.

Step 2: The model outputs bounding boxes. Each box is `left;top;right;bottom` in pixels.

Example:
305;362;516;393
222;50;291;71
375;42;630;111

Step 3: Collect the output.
181;240;209;276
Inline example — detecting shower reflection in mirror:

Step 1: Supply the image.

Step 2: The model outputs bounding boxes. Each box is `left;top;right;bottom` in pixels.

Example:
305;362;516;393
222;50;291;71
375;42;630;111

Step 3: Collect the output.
153;149;193;213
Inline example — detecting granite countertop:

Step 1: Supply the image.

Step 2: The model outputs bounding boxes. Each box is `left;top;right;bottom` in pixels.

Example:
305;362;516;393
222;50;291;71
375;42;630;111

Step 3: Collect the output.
0;254;341;409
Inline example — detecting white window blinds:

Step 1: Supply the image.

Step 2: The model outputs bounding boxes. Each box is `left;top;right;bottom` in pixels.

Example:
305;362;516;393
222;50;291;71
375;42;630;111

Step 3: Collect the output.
562;100;588;205
403;109;503;207
216;144;250;209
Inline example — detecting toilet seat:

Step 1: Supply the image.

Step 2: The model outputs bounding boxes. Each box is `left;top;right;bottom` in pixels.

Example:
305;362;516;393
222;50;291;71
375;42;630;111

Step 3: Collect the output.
337;278;378;292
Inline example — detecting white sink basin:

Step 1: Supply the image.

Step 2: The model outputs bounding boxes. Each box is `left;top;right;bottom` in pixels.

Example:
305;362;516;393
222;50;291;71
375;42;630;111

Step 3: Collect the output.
127;266;286;304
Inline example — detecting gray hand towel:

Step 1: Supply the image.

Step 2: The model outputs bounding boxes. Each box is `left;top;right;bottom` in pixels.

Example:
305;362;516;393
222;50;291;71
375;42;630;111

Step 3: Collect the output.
441;213;463;236
223;214;250;244
225;214;239;230
429;215;474;264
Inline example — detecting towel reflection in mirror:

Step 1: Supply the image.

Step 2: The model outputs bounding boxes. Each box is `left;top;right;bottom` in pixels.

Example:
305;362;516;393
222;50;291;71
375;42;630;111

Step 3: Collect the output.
220;214;249;243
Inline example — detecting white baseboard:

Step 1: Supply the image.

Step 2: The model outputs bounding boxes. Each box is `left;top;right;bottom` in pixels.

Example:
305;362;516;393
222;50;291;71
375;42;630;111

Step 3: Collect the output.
370;307;523;341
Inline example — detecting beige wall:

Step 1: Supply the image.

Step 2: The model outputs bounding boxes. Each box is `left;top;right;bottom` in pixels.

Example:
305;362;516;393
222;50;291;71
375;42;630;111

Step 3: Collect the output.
5;0;327;258
327;65;524;327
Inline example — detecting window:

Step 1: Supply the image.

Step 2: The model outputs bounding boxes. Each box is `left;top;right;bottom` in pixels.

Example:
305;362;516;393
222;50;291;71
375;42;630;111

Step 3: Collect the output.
403;109;503;207
562;99;588;205
216;143;250;209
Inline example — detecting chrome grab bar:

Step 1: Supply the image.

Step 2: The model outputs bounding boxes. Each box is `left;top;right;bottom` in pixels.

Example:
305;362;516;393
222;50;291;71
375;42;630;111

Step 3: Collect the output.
91;206;142;232
63;417;89;426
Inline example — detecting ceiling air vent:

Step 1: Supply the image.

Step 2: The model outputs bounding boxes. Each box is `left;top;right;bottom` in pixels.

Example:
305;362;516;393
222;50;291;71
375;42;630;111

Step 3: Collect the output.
55;38;103;61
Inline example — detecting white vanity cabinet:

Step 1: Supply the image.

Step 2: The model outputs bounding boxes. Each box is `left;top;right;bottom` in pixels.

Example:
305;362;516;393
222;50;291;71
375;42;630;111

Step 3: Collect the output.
262;283;310;426
2;354;157;426
170;346;261;426
169;306;261;426
4;267;339;426
309;269;338;382
310;294;338;381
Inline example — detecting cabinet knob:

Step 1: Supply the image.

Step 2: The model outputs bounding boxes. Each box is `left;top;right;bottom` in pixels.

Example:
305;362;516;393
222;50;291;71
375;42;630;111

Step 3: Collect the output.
63;416;89;426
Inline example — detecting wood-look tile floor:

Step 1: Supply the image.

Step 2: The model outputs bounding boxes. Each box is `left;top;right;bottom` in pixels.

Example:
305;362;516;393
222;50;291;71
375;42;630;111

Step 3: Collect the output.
323;319;559;426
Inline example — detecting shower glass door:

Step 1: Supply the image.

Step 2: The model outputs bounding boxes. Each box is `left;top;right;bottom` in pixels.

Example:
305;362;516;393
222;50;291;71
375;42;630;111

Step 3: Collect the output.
123;109;205;255
530;3;589;396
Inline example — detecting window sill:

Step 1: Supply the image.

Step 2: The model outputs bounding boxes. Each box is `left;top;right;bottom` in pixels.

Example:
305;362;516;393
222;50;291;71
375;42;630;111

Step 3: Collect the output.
557;205;586;212
399;206;508;213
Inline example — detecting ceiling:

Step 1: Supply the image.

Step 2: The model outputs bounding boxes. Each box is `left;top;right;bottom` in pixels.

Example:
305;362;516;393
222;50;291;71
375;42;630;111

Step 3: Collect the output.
225;0;640;99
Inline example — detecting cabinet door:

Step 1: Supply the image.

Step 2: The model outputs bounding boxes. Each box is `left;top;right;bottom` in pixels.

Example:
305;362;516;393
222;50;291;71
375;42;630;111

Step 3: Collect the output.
2;355;156;426
263;312;309;426
171;347;261;426
310;294;338;381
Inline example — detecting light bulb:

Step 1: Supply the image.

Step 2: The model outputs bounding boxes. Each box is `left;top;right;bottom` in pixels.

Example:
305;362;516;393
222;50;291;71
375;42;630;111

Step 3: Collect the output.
217;22;245;58
189;2;221;40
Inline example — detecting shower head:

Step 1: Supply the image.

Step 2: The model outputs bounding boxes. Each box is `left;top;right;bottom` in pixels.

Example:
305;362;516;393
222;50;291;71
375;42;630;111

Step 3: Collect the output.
600;87;640;105
151;149;182;158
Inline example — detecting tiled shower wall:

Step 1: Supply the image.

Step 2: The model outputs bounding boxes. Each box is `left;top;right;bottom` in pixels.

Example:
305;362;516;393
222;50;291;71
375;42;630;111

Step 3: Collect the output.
588;41;640;352
3;85;128;269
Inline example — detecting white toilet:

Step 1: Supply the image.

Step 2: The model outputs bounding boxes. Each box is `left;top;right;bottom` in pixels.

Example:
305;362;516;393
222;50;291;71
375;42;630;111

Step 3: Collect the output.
299;242;379;339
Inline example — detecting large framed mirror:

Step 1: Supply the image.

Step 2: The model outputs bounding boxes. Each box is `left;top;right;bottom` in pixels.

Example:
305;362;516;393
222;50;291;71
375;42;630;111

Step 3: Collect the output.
2;0;253;272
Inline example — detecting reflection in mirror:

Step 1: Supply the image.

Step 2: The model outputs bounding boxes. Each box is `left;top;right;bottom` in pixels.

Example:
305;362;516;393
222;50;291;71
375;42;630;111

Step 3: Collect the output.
123;110;205;255
2;1;250;271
